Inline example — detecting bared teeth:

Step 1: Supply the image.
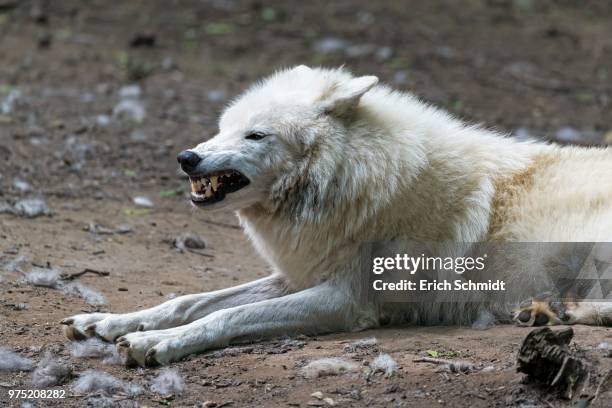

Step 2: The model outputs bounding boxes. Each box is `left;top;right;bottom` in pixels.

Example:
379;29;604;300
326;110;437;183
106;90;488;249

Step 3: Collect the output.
204;184;213;198
210;176;218;191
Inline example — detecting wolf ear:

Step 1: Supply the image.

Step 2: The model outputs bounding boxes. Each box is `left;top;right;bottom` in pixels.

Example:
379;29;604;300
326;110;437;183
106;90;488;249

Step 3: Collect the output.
320;75;378;117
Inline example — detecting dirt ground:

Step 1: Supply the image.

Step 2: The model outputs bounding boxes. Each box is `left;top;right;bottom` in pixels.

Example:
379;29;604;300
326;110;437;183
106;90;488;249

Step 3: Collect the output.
1;0;612;407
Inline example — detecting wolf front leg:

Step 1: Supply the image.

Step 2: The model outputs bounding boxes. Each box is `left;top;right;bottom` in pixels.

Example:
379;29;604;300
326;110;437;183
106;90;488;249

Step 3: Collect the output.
61;274;288;342
514;300;612;326
116;281;377;367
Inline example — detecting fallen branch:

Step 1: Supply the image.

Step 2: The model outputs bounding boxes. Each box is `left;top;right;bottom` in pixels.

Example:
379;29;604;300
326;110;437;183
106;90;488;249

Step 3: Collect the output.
413;357;455;365
186;249;214;258
60;268;110;281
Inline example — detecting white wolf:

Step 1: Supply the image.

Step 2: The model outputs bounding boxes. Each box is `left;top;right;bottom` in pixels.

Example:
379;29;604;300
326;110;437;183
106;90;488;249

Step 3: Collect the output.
62;66;612;367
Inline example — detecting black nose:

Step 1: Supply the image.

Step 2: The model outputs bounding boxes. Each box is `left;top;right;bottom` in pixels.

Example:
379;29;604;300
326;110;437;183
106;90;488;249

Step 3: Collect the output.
177;150;202;173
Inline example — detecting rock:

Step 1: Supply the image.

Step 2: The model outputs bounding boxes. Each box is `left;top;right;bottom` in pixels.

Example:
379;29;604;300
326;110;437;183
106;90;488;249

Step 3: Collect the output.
323;397;336;406
133;196;153;208
311;391;324;400
514;127;536;142
375;46;393;61
95;115;111;127
313;37;349;54
207;90;225;102
170;232;207;251
119;85;142;99
13;178;30;193
345;44;375;58
113;85;146;123
113;100;145;123
1;89;21;115
129;129;148;142
553;127;601;145
393;71;408;84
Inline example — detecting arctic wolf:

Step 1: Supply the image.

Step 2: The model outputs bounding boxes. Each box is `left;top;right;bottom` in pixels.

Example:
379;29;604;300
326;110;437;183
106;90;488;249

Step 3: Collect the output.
62;66;612;366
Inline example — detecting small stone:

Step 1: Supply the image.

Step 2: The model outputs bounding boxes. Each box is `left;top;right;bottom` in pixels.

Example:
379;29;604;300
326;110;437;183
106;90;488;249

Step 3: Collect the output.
207;90;225;102
13;178;30;193
313;37;348;54
311;391;324;400
133;196;153;208
323;397;336;406
375;46;393;61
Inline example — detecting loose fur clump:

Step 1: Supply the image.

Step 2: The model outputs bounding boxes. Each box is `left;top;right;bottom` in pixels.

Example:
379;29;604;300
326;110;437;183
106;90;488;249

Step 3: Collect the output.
86;396;139;408
344;337;378;353
471;310;497;330
0;347;33;372
23;267;107;306
371;353;398;377
23;267;61;288
61;282;107;306
2;255;27;273
71;370;142;396
31;355;72;388
70;338;122;365
301;357;359;378
150;368;185;396
446;360;475;373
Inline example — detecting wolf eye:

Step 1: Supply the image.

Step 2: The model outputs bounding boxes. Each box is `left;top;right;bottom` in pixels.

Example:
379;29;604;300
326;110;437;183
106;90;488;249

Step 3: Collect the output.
245;132;267;141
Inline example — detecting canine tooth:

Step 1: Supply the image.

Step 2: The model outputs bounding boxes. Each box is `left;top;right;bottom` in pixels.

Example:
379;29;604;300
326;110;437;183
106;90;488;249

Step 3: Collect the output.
205;185;213;198
210;176;218;190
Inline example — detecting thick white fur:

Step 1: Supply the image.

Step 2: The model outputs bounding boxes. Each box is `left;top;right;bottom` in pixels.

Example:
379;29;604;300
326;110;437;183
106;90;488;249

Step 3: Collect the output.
62;66;612;366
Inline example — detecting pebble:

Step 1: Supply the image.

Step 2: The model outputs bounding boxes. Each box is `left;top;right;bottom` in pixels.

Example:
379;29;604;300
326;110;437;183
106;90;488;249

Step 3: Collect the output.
311;391;324;400
133;196;153;208
13;178;30;193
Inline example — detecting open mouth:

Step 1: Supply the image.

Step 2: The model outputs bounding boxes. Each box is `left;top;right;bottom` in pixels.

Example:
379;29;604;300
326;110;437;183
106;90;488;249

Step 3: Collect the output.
189;170;250;206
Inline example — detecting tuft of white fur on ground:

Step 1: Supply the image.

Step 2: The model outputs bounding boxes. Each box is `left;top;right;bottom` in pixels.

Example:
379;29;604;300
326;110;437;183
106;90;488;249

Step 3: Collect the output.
301;357;359;379
86;396;139;408
150;368;185;396
23;266;61;288
71;370;142;396
23;267;107;306
61;282;107;306
344;336;378;353
2;255;27;273
70;338;122;365
31;355;72;388
0;347;33;371
471;310;496;330
446;360;475;373
371;353;398;377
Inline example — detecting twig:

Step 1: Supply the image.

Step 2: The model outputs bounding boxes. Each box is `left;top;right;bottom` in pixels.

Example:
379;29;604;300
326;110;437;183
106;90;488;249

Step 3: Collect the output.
413;357;455;365
60;268;109;281
186;249;215;258
593;371;612;402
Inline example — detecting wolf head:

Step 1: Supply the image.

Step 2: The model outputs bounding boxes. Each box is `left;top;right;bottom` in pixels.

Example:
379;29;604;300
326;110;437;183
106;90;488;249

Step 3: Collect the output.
178;66;387;218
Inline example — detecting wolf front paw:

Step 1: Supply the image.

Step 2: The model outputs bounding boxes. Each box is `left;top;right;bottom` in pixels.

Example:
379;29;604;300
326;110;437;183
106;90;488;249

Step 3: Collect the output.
60;312;113;341
61;313;150;342
513;298;575;326
116;331;179;367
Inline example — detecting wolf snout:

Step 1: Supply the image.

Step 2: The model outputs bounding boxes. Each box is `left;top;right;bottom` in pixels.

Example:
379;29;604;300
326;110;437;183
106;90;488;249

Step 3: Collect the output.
177;150;202;173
